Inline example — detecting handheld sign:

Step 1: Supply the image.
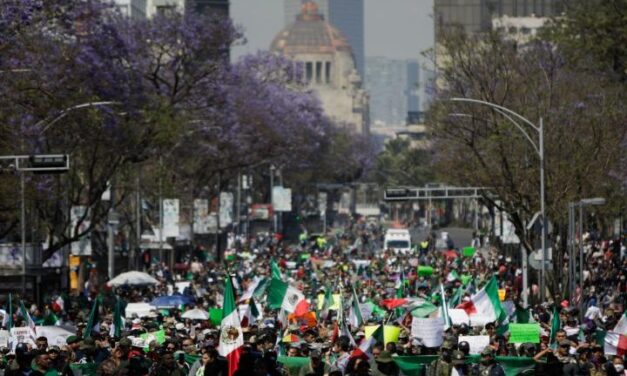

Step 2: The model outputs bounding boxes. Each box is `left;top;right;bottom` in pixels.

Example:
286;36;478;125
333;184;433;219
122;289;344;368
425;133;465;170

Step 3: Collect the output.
508;323;540;343
462;247;476;257
417;266;433;277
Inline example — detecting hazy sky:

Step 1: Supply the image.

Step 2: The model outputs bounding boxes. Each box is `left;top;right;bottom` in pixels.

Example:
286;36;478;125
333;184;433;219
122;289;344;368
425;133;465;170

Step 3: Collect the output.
231;0;434;62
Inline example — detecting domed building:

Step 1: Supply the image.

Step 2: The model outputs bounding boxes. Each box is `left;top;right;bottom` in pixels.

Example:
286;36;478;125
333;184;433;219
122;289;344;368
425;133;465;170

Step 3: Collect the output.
271;1;369;135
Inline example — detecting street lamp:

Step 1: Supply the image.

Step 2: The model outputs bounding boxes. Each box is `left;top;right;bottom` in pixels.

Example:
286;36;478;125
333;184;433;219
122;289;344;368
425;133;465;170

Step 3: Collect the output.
568;197;605;320
448;97;548;301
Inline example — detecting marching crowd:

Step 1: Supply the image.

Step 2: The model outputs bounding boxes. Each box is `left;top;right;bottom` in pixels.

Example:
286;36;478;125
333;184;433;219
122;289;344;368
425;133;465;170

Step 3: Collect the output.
0;218;625;376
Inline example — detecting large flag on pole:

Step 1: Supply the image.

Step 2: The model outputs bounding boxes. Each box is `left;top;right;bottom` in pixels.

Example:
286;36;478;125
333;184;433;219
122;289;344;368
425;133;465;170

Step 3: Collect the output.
110;297;124;338
2;294;12;330
440;284;452;331
271;259;283;280
549;307;561;345
350;324;383;359
457;277;504;324
348;287;364;328
219;276;244;376
84;296;101;338
19;301;36;335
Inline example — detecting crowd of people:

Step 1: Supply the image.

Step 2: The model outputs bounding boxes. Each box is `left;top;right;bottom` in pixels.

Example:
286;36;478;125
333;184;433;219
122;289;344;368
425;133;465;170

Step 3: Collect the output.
0;218;625;376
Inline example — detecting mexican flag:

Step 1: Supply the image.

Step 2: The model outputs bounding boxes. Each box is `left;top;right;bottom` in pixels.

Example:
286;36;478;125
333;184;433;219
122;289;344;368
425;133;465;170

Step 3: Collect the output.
446;270;460;282
19;301;37;335
110;298;124;338
613;311;627;335
348;288;364;328
84;296;101;338
2;293;12;330
604;331;627;356
271;259;283;280
219;276;244;376
267;279;309;316
239;299;260;327
350;324;383;359
457;277;503;324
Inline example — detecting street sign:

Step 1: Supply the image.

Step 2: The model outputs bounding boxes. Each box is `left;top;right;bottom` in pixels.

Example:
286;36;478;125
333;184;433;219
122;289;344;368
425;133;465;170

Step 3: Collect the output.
272;187;292;212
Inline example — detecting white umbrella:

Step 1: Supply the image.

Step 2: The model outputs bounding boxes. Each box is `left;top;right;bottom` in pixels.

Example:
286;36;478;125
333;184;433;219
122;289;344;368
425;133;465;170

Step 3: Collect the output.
181;308;210;320
108;271;159;287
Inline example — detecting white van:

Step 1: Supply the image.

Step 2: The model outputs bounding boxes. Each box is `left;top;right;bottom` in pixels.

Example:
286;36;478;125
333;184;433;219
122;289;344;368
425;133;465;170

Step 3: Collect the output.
383;228;412;254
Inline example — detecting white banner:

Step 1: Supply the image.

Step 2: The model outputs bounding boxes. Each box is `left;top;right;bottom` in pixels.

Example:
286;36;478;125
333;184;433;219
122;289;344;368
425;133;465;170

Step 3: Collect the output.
411;317;444;348
38;326;76;347
0;330;8;347
219;192;234;228
193;199;210;234
70;206;91;256
272;187;292;212
458;335;490;355
162;199;180;237
10;327;35;351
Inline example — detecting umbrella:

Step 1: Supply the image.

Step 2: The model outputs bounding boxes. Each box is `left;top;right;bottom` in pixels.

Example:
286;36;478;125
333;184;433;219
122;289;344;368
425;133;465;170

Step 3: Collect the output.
181;308;210;320
150;294;194;308
107;271;159;287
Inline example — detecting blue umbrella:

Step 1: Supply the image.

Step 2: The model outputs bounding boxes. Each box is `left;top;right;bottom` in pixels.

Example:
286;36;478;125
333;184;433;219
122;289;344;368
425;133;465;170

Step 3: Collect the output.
150;294;194;308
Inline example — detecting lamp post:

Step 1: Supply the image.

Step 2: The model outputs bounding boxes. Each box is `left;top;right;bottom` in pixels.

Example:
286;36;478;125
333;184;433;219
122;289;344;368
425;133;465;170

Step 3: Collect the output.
569;197;606;320
449;98;547;301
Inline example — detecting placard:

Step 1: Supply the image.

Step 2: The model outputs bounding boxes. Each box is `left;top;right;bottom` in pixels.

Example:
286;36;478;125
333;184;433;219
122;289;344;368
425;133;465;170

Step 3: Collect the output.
9;327;35;350
411;317;444;347
38;326;75;347
140;329;165;345
508;323;540;343
498;289;506;302
418;266;433;276
193;199;210;234
458;335;490;355
0;330;8;347
462;247;476;257
219;192;233;227
272;187;292;212
365;325;401;345
316;294;341;311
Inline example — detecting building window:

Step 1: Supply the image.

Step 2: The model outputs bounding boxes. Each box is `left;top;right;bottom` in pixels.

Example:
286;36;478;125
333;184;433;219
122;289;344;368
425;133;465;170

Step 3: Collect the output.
315;61;322;84
306;62;313;83
325;62;331;84
156;5;176;16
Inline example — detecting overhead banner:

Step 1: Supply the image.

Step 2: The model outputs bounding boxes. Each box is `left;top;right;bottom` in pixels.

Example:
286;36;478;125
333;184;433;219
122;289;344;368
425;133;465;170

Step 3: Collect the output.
70;206;91;256
162;199;180;237
193;199;210;234
272;187;292;212
219;192;234;228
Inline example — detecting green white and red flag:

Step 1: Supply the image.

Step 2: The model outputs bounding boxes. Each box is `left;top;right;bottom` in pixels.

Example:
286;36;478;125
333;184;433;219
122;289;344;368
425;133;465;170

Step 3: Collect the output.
219;276;244;376
267;279;309;316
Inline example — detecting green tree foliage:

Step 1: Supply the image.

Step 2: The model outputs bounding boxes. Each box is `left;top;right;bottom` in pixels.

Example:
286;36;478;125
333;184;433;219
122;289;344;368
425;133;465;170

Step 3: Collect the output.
370;138;434;187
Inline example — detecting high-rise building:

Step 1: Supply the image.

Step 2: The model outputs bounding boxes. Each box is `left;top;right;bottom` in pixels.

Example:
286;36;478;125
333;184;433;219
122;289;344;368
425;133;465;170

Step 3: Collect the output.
434;0;563;41
284;0;364;78
365;58;430;126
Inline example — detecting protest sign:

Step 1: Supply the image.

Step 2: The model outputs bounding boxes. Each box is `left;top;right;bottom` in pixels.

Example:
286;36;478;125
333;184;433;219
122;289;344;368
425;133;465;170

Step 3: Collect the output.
411;317;444;348
462;247;476;257
418;266;433;277
498;289;506;302
509;323;540;343
0;330;8;347
9;327;35;351
461;275;472;286
448;309;470;325
365;325;401;345
458;335;490;355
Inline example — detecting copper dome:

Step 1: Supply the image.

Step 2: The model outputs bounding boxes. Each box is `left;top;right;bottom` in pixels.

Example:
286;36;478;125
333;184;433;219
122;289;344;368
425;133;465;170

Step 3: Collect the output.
270;1;352;55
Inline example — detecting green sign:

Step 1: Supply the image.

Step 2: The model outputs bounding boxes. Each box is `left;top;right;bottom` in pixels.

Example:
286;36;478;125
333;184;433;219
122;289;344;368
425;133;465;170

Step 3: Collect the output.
462;247;476;257
417;266;433;277
508;323;540;343
300;253;311;260
209;308;223;326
